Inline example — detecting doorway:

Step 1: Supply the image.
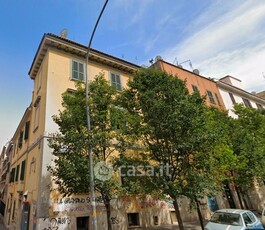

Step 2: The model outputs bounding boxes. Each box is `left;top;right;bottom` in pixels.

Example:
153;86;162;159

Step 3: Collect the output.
77;216;89;230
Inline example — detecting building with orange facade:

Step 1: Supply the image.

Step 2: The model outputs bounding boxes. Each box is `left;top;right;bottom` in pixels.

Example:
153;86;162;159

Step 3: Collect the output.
152;58;225;109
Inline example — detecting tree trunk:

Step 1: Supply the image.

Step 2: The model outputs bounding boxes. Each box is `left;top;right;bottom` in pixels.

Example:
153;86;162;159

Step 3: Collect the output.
173;198;184;230
234;184;244;209
195;199;204;230
230;171;244;209
104;198;112;230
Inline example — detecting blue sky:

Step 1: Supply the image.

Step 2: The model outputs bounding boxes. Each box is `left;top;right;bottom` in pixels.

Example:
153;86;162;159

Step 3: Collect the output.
1;0;265;147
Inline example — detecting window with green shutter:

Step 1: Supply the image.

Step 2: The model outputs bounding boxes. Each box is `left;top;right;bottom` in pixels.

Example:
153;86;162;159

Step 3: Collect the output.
207;90;216;104
18;131;23;148
110;72;122;91
24;121;30;140
9;168;15;183
192;85;199;93
15;165;20;182
20;160;26;181
72;60;85;81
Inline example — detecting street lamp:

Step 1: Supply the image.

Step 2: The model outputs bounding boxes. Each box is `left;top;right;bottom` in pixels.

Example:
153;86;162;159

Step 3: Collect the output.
85;1;109;229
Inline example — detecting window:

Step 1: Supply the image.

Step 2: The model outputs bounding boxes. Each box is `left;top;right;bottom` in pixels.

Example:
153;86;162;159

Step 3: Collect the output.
242;98;252;108
192;85;199;92
229;92;236;104
34;97;41;131
110;72;122;91
207;90;215;104
9;168;15;183
246;212;256;223
15;165;20;182
72;60;84;81
18;131;23;148
153;216;159;225
37;68;42;92
12;200;16;220
24;121;30;140
20;160;26;181
256;103;263;109
128;213;140;227
215;93;222;106
242;213;253;225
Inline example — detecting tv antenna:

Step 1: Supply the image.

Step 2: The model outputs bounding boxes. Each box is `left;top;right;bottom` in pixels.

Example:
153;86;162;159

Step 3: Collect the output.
60;28;68;38
178;59;193;70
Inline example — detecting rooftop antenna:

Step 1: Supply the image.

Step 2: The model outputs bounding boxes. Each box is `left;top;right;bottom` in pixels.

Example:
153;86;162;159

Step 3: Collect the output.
179;59;193;70
173;57;178;65
60;28;68;38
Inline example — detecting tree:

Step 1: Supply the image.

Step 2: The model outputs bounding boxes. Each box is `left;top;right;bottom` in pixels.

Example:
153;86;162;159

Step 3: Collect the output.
117;68;233;230
48;74;123;230
181;107;236;229
230;104;265;208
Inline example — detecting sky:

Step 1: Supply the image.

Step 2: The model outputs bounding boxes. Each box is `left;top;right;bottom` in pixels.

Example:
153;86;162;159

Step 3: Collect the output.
1;0;265;148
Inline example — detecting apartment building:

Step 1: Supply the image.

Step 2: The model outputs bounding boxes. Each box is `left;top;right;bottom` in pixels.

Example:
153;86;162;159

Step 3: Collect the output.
3;106;31;229
217;75;265;118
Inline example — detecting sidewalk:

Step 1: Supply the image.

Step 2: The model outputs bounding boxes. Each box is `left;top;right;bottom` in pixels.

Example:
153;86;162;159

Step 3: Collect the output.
0;214;6;230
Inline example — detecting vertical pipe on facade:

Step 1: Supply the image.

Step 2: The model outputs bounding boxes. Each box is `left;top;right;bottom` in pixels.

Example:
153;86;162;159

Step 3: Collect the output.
85;1;109;229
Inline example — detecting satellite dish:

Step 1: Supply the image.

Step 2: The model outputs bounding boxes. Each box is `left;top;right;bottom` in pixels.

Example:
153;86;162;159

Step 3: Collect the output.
193;69;200;75
155;55;163;62
177;64;183;68
60;29;68;38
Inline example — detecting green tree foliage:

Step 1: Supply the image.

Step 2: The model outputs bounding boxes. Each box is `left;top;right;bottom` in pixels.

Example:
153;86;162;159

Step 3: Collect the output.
230;104;265;205
117;68;234;230
48;74;123;230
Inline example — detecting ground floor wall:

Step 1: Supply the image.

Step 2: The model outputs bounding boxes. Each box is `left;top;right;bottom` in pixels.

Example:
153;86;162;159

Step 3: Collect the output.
33;193;214;230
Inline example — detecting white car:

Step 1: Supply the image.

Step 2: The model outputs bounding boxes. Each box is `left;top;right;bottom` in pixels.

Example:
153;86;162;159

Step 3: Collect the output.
205;209;264;230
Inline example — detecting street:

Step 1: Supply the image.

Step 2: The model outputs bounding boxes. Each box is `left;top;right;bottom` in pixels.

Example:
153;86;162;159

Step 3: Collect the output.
144;222;204;230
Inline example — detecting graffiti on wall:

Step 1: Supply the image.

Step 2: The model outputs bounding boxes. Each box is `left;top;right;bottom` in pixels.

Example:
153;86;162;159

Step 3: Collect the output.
53;196;105;212
56;196;104;205
110;216;123;225
40;217;71;230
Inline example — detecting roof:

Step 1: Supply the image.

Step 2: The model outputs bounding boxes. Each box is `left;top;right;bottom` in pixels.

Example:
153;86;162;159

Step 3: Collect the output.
219;75;242;82
155;59;218;84
216;209;250;214
217;81;265;104
28;33;140;79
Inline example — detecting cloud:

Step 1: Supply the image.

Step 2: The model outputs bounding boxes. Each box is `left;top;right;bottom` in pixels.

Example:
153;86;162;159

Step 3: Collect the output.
111;0;155;26
161;0;265;92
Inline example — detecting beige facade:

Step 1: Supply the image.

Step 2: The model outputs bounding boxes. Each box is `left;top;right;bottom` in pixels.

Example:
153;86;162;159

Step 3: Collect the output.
3;106;32;229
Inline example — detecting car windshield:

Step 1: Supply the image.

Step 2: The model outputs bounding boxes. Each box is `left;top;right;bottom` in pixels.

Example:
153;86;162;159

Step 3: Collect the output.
210;212;243;226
